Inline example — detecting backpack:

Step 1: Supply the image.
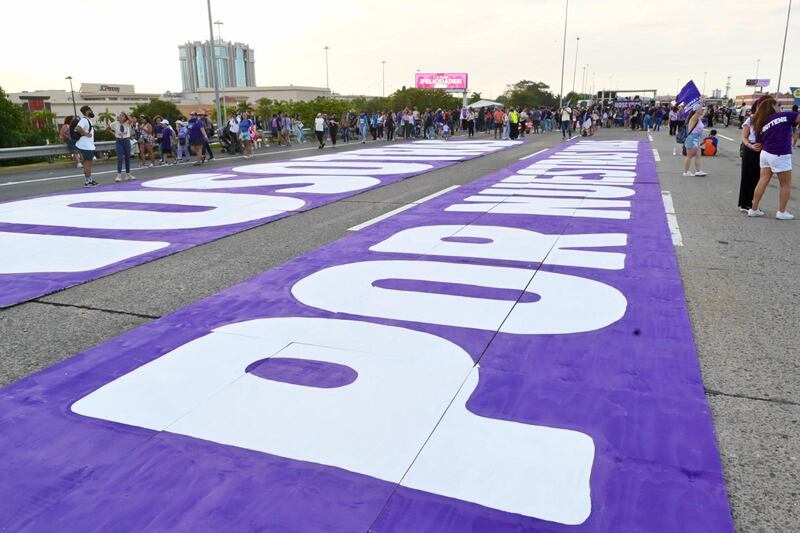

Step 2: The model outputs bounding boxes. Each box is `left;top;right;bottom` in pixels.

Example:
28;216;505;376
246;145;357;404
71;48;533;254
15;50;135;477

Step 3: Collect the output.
676;124;688;144
69;117;91;142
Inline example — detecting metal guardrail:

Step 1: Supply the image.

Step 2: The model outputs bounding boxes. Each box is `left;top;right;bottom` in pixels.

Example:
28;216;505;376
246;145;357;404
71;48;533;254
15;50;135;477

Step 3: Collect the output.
0;128;317;162
0;141;117;161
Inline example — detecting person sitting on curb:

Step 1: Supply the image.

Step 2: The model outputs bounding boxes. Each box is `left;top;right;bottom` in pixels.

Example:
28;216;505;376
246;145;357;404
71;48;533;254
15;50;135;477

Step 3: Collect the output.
701;129;718;156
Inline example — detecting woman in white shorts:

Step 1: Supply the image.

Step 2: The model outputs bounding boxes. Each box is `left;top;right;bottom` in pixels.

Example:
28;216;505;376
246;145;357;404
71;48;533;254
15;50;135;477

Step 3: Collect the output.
683;106;707;176
749;96;800;220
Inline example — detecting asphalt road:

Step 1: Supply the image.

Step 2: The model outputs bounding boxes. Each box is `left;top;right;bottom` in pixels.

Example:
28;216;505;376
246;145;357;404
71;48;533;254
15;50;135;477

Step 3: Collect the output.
1;126;798;531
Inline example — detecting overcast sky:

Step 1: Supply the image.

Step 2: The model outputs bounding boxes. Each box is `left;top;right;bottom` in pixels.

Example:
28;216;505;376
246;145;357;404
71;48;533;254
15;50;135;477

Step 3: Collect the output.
2;0;797;100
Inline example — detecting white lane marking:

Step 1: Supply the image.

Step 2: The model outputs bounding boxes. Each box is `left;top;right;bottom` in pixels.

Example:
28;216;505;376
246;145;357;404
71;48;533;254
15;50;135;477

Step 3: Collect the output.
662;191;683;246
717;134;735;141
648;134;654;142
569;135;579;140
519;148;548;160
652;148;661;162
348;186;460;232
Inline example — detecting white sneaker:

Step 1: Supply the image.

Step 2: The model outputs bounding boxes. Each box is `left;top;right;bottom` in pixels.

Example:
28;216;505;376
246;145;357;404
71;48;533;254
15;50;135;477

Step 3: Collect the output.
125;174;135;181
695;171;707;176
776;211;795;220
738;207;749;213
682;171;695;176
747;208;765;217
115;174;123;182
77;162;83;168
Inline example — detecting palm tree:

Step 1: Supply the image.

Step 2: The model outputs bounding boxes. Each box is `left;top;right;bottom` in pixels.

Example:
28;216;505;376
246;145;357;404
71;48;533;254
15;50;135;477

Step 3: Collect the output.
97;108;115;125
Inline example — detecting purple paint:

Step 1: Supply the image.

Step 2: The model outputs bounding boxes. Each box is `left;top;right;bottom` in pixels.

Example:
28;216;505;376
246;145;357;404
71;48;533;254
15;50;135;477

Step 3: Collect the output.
0;140;734;531
246;358;358;389
70;201;215;213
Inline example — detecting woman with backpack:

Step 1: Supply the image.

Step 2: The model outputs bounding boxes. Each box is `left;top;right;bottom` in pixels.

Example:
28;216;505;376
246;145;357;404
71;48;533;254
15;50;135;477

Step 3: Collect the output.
60;116;83;168
748;96;800;219
682;106;708;177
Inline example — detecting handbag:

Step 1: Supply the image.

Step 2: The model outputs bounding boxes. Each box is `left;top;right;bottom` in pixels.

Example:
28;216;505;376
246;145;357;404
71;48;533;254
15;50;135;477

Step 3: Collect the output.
676;124;688;144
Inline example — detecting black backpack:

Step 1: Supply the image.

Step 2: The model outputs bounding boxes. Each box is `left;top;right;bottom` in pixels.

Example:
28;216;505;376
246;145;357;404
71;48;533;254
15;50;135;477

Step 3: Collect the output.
69;117;91;142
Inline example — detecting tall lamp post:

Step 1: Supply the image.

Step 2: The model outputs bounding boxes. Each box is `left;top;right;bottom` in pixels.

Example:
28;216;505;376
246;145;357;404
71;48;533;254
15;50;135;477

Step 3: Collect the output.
755;58;761;78
214;20;226;124
572;36;580;94
205;0;223;134
65;76;77;117
324;46;331;92
559;0;569;106
776;0;793;96
381;60;387;97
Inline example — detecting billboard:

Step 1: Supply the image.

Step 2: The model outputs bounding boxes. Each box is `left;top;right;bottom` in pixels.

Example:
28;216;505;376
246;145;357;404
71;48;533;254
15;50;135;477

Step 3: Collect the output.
745;79;770;87
415;72;468;91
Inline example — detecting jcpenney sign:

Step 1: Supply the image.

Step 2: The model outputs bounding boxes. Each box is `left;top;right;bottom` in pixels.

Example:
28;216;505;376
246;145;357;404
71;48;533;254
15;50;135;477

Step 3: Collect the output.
0;140;733;531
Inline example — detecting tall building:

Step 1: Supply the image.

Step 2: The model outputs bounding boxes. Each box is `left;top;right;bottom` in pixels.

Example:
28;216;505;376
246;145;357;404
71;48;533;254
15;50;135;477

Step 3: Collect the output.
178;40;256;93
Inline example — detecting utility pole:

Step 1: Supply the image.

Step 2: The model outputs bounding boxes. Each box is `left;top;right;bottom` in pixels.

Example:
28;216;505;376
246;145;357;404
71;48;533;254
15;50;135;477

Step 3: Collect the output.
755;58;760;79
702;71;708;96
205;0;222;134
572;36;580;94
776;0;793;96
725;76;731;99
324;46;331;92
381;60;386;97
559;0;569;105
65;76;77;117
214;20;226;123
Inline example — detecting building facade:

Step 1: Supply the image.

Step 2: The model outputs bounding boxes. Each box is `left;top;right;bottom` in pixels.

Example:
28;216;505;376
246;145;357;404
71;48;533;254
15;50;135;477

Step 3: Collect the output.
8;83;167;124
179;40;256;92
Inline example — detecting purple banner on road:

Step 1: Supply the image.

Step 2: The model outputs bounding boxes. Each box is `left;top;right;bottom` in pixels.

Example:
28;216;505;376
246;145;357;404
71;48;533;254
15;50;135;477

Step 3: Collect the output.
0;139;521;308
0;140;733;531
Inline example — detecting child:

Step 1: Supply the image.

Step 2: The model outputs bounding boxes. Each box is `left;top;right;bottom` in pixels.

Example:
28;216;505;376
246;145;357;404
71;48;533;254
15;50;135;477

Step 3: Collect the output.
442;123;450;140
701;129;718;156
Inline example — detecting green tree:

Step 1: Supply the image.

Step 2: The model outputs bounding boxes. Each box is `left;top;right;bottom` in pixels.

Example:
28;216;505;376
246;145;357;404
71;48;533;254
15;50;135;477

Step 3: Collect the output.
498;81;559;108
0;86;37;148
468;91;482;103
97;108;115;125
129;99;183;126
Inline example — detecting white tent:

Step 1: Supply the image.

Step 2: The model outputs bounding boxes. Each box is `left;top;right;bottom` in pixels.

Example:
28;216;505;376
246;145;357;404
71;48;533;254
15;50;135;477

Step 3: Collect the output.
465;99;504;109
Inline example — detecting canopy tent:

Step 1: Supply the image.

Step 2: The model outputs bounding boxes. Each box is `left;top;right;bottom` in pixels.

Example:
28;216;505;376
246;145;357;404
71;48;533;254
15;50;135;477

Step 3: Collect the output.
465;99;504;109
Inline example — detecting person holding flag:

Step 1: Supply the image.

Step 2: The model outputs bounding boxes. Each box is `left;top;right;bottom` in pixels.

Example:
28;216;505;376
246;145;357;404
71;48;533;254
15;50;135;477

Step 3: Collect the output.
676;81;707;176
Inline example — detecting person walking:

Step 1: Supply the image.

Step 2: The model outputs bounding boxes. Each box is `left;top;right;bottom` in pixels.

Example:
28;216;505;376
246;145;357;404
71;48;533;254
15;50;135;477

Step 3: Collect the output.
295;114;305;143
160;119;176;165
109;111;134;181
509;107;519;139
314;112;326;148
328;113;339;148
239;112;254;158
683;106;708;177
738;97;763;212
749;96;800;219
200;113;215;161
467;108;476;137
138;114;155;167
358;111;369;143
187;112;208;166
74;105;98;187
560;106;572;139
493;107;504;139
228;114;241;153
60;116;83;168
176;120;190;162
385;111;395;141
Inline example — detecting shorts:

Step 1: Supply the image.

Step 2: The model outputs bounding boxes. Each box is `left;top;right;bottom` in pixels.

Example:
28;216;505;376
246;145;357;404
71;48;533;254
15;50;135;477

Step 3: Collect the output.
684;133;701;150
78;149;95;161
189;139;204;147
161;146;173;154
759;150;793;173
241;131;251;141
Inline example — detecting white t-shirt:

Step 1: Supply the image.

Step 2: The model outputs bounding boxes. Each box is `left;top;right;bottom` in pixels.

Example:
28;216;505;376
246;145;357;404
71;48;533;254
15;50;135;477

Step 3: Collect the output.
229;118;240;133
75;117;95;150
561;109;571;121
743;118;756;143
110;121;132;139
314;117;325;132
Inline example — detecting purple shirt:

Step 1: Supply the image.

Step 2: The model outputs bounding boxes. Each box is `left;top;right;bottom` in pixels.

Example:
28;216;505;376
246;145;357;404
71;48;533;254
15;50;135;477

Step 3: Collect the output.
161;127;174;148
757;112;799;156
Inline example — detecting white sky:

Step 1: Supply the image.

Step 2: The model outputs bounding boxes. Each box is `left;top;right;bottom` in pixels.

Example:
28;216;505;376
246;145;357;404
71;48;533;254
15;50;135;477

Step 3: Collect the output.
1;0;797;99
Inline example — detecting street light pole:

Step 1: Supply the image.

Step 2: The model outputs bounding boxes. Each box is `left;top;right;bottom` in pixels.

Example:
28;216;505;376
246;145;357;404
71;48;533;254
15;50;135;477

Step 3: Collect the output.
381;60;386;97
214;20;226;124
559;0;569;105
205;0;223;134
776;0;793;96
65;76;77;117
324;46;331;92
572;36;580;94
702;71;707;96
755;58;760;79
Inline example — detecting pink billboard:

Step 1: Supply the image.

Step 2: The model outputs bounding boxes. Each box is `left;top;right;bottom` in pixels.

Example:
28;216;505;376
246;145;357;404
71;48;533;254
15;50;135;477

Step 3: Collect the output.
415;72;468;91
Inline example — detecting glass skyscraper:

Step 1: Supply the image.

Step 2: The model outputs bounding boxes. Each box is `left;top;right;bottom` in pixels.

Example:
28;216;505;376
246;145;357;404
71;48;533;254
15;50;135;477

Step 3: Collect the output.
178;40;255;93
